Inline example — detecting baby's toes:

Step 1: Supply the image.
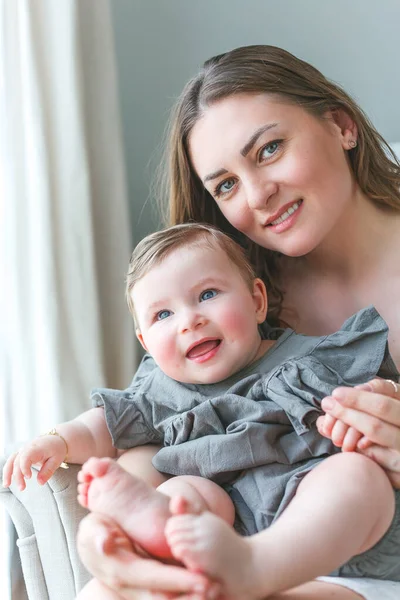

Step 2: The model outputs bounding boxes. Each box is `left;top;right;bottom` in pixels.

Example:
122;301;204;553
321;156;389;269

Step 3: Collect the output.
165;514;197;539
77;482;91;507
77;469;94;484
169;494;190;516
167;530;207;570
165;516;203;559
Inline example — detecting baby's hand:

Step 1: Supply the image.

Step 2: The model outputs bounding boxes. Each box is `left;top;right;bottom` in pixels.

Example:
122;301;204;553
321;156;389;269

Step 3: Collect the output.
316;412;363;452
2;434;67;490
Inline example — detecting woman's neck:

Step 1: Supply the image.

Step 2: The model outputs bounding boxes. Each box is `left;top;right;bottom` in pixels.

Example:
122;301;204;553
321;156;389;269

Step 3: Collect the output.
296;190;400;282
279;189;400;342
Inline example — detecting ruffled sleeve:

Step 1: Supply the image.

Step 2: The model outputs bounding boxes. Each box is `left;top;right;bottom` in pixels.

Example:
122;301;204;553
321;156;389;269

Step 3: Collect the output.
305;306;397;384
263;306;398;439
91;354;163;449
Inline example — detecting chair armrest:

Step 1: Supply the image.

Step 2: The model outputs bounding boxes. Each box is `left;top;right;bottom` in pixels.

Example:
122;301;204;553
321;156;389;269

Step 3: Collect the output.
0;456;90;600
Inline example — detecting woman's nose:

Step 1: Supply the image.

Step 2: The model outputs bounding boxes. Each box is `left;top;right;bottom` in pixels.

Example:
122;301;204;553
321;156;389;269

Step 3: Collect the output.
246;179;278;210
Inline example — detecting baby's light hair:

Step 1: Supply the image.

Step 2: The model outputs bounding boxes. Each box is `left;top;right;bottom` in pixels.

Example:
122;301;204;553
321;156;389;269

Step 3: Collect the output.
126;223;257;320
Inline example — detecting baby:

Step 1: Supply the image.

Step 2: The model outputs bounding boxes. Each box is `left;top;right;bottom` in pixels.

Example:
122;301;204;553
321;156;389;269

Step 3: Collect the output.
3;223;400;600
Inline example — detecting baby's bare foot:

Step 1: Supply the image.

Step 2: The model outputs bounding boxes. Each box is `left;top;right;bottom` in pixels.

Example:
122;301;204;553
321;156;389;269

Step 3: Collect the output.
169;494;206;516
165;512;266;599
78;457;174;559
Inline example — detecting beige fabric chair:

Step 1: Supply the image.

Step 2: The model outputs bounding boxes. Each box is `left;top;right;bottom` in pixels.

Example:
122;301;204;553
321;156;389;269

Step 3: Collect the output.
0;457;90;600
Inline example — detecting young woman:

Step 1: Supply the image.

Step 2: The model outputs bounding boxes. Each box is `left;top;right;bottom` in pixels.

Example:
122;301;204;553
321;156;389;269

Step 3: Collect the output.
77;45;400;600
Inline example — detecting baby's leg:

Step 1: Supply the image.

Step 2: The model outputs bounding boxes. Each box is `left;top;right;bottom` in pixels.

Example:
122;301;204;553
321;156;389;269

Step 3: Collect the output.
78;457;233;560
117;444;167;488
158;475;236;524
166;452;395;599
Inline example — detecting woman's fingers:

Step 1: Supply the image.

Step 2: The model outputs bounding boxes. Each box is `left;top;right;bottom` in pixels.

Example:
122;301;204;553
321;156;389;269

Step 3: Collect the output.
333;378;400;425
320;380;400;450
77;513;212;596
321;397;400;450
358;445;400;487
330;420;349;448
316;414;337;439
341;427;363;452
357;435;373;450
317;415;363;452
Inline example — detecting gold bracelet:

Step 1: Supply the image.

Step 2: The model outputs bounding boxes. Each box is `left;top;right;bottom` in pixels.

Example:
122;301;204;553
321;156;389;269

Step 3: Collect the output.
42;428;69;469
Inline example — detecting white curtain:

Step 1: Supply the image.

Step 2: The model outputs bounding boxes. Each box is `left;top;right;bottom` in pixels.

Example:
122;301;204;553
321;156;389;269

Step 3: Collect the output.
0;0;136;445
0;2;136;594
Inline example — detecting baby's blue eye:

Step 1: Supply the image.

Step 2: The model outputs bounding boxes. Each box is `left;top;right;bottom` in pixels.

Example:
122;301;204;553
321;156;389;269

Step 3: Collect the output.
200;289;217;302
157;310;171;321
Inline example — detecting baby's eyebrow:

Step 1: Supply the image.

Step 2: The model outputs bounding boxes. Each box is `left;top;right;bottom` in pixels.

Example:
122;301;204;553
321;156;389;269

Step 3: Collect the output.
146;299;169;312
191;277;228;290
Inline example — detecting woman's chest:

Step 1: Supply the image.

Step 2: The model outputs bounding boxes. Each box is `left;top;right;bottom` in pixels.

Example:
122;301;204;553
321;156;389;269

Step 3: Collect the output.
280;275;400;369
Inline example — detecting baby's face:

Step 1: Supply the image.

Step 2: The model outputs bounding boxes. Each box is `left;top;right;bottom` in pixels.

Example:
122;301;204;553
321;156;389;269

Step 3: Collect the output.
132;244;267;384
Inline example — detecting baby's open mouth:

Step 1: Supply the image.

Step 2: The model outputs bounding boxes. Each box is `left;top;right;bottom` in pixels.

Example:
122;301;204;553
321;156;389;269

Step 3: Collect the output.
186;339;221;359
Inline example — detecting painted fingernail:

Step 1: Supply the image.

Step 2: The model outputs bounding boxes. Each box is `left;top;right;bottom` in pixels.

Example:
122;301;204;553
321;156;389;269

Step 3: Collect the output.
321;397;334;410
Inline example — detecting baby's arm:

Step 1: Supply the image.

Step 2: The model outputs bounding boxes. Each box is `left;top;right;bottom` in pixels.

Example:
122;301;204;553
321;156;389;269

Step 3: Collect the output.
2;407;116;489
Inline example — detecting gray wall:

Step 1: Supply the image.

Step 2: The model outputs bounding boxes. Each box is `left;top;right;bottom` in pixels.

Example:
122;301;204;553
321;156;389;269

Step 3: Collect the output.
110;0;400;242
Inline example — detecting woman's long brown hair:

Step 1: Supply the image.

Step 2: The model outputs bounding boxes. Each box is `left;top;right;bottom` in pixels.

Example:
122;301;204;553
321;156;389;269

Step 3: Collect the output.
157;45;400;324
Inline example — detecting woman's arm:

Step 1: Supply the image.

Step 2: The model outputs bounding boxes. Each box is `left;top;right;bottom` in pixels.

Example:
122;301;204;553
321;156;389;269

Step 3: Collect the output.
318;378;400;487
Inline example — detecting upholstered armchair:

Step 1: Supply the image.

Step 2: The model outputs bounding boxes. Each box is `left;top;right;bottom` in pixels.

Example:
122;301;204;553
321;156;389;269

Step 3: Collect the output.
0;458;90;600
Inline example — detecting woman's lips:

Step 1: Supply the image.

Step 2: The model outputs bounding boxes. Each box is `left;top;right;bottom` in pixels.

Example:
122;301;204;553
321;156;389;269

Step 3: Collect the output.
265;199;303;233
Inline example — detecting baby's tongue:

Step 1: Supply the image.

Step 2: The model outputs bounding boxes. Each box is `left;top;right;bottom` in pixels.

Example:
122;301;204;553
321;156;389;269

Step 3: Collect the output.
187;340;219;358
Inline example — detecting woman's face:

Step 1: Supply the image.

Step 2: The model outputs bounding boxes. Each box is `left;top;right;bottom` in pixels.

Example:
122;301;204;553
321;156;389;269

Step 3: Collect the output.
188;94;356;257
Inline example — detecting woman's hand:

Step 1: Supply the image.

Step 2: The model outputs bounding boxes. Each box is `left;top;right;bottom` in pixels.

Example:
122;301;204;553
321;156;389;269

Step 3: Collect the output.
77;513;220;600
318;378;400;487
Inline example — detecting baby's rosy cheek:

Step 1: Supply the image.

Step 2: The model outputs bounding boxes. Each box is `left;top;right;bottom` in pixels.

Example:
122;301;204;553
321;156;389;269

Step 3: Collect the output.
154;338;181;371
220;310;251;337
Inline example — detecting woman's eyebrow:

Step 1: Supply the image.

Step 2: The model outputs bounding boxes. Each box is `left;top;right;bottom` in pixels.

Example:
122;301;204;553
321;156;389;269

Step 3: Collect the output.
240;122;278;156
202;122;279;184
203;168;228;184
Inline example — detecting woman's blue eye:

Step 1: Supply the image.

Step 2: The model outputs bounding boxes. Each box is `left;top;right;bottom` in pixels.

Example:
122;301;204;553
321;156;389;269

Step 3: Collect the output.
157;310;171;321
214;178;235;197
200;289;217;301
260;141;280;160
220;179;235;193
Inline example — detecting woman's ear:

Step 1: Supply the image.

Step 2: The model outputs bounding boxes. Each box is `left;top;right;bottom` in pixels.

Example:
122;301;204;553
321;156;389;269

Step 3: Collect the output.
136;329;148;352
252;278;268;324
327;109;358;150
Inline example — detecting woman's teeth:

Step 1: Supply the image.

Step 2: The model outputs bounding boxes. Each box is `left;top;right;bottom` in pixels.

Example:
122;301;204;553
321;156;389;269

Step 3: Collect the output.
270;200;301;226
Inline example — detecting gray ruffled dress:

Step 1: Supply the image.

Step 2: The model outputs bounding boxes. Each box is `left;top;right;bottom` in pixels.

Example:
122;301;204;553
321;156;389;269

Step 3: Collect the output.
92;306;400;581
